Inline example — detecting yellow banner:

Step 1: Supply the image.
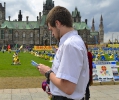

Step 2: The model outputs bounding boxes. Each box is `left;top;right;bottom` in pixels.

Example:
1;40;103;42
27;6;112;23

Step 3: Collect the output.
108;44;119;48
33;46;57;50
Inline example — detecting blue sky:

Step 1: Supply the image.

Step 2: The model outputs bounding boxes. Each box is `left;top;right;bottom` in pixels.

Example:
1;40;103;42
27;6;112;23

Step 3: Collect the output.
0;0;119;43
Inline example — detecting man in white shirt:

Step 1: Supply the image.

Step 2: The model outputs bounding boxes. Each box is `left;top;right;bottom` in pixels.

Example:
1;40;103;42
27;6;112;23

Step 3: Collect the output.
38;6;89;100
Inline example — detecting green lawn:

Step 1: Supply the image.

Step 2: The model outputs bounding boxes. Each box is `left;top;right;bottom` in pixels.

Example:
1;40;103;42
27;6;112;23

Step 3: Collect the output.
0;51;119;77
0;51;52;77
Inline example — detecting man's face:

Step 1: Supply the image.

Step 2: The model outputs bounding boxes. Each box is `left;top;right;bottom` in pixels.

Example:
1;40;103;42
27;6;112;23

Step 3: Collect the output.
48;23;60;41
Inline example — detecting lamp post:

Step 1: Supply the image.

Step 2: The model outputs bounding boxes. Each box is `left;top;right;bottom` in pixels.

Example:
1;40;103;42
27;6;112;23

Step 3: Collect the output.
112;33;114;47
117;35;119;44
112;33;115;53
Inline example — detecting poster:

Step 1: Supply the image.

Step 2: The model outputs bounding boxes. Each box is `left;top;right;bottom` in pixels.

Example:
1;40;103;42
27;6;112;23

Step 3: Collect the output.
111;66;119;81
96;65;113;82
110;61;119;81
92;61;117;82
93;67;98;81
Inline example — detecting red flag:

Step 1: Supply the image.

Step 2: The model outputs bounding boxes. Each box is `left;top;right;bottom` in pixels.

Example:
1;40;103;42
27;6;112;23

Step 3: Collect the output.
7;44;10;49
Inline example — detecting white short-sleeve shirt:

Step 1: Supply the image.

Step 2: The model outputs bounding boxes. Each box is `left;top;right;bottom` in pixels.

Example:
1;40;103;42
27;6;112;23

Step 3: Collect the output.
50;30;89;100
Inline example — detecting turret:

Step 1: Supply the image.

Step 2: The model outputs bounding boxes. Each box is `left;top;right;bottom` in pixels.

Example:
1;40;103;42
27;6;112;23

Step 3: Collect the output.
99;14;103;29
43;0;54;15
99;14;104;44
8;16;10;21
4;2;6;20
91;18;95;32
18;10;22;21
26;16;29;24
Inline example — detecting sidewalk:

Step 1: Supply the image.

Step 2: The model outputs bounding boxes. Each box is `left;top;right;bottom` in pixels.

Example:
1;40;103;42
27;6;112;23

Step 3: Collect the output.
0;85;119;100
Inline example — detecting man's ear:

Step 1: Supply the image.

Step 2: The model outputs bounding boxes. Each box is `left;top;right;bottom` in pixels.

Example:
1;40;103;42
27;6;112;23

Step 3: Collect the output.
55;20;61;28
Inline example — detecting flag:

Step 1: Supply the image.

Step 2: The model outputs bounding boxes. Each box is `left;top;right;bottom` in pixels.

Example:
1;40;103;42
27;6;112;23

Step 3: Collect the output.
7;44;10;49
19;45;23;50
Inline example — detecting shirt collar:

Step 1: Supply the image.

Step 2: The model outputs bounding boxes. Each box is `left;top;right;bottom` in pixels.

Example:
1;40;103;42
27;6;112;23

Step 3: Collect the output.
59;30;78;46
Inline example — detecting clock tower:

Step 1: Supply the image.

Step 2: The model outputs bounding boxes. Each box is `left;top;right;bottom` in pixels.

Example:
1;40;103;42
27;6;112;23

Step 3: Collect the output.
43;0;54;15
0;2;6;25
0;2;5;25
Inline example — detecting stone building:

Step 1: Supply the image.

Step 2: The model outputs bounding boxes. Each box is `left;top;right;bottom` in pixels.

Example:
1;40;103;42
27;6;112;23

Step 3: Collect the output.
0;0;104;49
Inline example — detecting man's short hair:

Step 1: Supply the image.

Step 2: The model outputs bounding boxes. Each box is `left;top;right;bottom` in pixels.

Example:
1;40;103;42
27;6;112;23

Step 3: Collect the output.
46;6;73;27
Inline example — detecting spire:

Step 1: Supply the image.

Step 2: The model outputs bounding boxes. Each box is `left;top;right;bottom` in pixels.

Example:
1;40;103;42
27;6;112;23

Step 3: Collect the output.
0;3;2;7
18;10;22;21
4;2;6;7
93;17;94;23
75;7;77;11
91;18;95;32
99;14;104;44
99;15;103;30
100;14;103;22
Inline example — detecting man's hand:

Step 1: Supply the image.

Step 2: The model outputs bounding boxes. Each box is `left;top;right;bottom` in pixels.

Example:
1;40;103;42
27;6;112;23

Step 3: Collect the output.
37;64;51;75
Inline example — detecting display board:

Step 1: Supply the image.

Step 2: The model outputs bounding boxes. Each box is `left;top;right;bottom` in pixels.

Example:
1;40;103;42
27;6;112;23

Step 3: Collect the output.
93;61;119;82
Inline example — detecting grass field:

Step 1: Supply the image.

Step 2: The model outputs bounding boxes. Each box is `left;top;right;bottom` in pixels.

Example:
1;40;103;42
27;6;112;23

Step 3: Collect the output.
0;51;119;89
0;51;119;77
0;51;52;77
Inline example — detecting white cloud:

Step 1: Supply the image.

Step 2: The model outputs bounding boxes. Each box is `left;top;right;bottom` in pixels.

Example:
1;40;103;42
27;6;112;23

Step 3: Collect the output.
99;0;111;8
104;32;119;43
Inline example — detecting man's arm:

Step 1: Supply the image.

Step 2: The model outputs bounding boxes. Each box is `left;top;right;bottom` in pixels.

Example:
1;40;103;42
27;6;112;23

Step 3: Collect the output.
37;64;76;95
50;72;76;95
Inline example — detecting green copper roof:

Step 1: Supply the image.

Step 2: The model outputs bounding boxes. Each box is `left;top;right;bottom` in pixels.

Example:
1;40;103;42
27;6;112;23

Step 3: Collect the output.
73;22;90;30
1;20;40;29
40;14;47;27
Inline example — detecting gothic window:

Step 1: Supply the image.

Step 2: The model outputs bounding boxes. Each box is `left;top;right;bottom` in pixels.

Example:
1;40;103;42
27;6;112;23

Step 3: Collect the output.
37;33;39;37
43;31;48;37
23;32;25;37
74;18;76;22
30;32;33;37
5;30;8;37
76;17;79;22
9;29;12;34
23;41;25;44
30;40;33;44
48;5;51;10
15;32;18;37
83;33;86;38
0;11;2;19
1;30;4;39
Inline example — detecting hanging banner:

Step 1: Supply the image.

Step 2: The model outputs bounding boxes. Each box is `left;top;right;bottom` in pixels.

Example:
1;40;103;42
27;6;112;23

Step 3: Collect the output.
33;46;58;50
